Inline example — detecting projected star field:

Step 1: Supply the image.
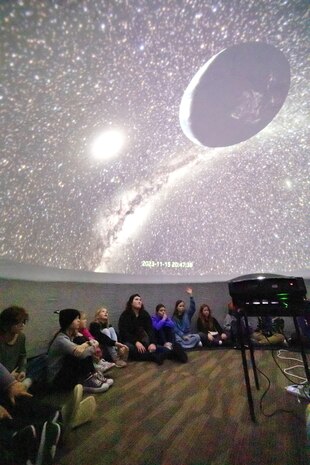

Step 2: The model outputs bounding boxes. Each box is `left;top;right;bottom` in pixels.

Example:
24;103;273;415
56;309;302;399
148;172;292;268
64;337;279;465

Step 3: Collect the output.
1;0;309;278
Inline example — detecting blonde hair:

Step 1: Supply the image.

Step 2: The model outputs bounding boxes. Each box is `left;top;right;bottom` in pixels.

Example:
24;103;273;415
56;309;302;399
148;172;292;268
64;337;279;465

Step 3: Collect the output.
94;307;108;323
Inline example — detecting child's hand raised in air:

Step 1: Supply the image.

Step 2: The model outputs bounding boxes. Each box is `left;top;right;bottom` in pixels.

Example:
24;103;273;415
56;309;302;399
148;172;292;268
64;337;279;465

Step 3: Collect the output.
185;287;193;296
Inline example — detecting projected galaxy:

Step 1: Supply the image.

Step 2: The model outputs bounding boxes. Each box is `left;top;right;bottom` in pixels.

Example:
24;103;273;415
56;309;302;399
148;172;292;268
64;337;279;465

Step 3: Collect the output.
1;0;309;278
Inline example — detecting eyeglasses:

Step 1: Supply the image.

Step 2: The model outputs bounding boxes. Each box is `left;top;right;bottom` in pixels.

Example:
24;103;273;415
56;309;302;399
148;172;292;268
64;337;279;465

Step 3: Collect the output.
14;320;27;326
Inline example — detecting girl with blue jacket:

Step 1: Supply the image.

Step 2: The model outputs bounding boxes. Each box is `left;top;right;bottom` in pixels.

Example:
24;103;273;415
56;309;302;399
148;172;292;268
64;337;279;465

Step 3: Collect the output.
172;288;201;349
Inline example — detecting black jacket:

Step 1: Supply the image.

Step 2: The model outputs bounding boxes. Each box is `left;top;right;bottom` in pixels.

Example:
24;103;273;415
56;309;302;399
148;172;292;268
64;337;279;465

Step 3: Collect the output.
118;309;156;345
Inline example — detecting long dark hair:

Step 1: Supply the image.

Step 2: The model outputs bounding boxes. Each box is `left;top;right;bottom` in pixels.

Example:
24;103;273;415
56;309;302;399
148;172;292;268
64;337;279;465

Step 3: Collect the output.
125;294;145;312
173;300;184;320
198;304;214;331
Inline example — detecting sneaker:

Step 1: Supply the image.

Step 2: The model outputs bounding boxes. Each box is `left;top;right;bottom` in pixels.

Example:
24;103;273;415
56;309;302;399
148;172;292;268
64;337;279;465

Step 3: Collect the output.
61;384;83;439
95;360;116;372
12;424;37;465
35;421;61;465
96;370;114;386
82;373;110;393
114;358;127;368
71;395;96;430
118;345;129;362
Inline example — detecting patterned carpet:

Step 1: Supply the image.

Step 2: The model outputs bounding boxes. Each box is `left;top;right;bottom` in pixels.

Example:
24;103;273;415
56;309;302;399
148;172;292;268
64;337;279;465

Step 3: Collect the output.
53;349;308;465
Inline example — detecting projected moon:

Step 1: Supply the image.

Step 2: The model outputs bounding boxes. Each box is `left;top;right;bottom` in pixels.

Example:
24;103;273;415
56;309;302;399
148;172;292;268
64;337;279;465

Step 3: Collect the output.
179;42;291;147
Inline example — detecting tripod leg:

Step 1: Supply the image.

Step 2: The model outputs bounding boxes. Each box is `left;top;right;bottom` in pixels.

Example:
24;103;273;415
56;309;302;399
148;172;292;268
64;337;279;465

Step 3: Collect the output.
293;316;310;383
244;316;260;390
237;314;256;422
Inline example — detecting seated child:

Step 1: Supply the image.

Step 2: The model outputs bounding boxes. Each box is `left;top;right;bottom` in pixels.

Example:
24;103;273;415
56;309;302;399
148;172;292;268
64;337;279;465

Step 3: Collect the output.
78;311;116;372
223;301;253;345
48;309;112;393
197;304;229;346
151;305;187;363
151;304;176;348
251;316;285;345
172;288;201;349
0;305;50;392
89;307;129;368
0;306;32;388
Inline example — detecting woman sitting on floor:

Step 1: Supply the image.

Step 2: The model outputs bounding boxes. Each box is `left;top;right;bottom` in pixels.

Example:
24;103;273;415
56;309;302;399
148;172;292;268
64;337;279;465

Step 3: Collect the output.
47;309;112;393
89;307;128;368
118;294;169;364
197;304;229;347
172;287;201;349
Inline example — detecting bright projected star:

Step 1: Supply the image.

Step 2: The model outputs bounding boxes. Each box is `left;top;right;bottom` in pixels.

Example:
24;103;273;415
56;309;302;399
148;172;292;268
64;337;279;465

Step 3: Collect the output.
90;129;126;161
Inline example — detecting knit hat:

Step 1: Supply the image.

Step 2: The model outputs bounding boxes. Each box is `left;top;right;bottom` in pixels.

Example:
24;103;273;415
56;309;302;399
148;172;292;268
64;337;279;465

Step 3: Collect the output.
58;309;80;331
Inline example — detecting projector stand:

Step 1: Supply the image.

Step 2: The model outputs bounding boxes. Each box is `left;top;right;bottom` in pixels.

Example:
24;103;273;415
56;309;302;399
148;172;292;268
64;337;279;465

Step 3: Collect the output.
236;313;259;422
236;311;310;423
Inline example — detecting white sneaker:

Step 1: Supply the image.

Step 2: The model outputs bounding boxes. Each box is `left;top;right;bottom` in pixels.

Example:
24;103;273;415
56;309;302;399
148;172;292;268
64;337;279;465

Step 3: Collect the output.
61;384;83;439
118;345;129;362
95;360;116;372
61;384;97;437
35;421;61;465
96;371;114;386
114;358;127;368
82;374;109;393
71;396;97;429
